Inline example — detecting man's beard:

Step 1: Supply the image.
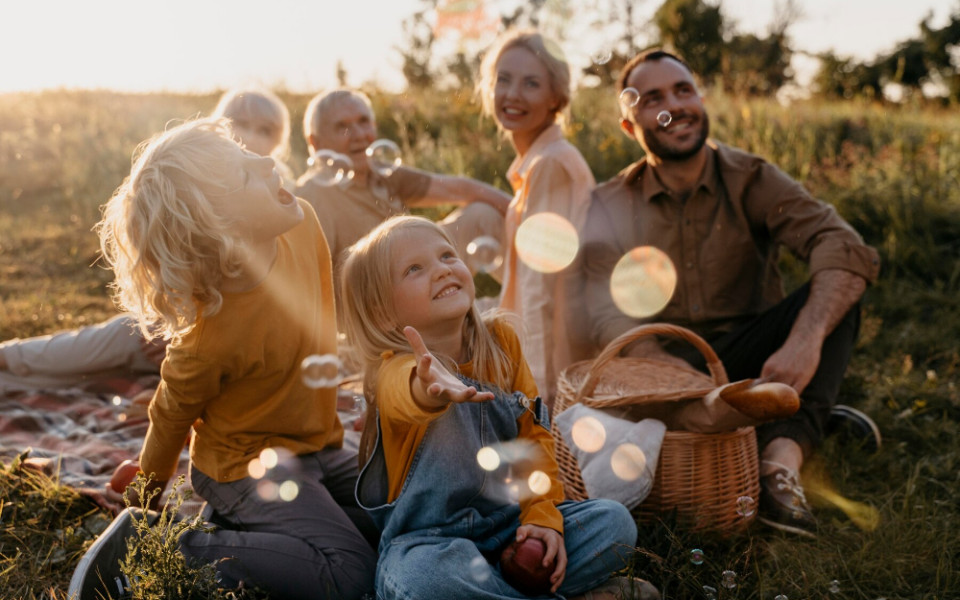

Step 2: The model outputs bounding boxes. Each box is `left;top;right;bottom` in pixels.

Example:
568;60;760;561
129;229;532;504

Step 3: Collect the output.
642;111;710;162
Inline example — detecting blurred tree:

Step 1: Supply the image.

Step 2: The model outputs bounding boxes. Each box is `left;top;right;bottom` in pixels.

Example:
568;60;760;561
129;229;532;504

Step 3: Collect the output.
652;0;725;83
397;2;440;89
722;0;797;95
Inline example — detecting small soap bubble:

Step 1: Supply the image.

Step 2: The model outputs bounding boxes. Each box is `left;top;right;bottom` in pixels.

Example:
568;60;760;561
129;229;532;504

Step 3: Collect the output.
528;470;552;496
477;446;501;471
774;595;789;600
248;457;266;479
721;570;737;589
308;150;354;187
829;580;841;594
465;236;504;274
278;480;300;502
256;479;279;502
469;555;491;582
689;548;705;565
736;495;757;518
592;48;613;65
702;585;717;600
301;354;342;389
619;87;640;109
515;212;579;273
657;110;673;128
112;395;123;406
260;448;280;469
571;416;606;453
610;443;647;481
365;139;402;177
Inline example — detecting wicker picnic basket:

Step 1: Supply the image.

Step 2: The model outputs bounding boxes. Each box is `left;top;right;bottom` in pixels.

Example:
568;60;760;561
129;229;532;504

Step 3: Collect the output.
552;323;760;535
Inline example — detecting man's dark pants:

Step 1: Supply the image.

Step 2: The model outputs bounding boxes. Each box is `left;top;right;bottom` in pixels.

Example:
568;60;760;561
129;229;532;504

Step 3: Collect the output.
672;283;861;459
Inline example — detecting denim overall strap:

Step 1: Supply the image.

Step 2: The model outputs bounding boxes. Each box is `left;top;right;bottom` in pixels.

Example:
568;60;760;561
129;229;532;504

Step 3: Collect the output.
356;375;548;553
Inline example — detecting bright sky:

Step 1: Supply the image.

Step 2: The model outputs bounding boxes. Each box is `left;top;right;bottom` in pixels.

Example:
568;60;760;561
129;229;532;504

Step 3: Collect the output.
1;0;954;94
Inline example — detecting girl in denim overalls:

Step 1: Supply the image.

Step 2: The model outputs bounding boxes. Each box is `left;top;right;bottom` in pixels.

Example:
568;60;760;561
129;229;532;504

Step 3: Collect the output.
341;216;659;599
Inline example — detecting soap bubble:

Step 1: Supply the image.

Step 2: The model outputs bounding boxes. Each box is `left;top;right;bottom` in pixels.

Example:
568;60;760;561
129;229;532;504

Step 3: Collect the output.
366;139;402;177
657;110;673;128
774;595;789;600
465;236;504;274
610;443;647;481
112;395;122;406
721;570;737;589
592;47;613;65
610;246;677;318
301;354;342;389
528;470;552;496
702;585;717;600
477;446;501;471
515;212;579;273
278;480;300;502
571;416;606;453
307;150;354;187
249;447;300;502
736;495;757;518
469;555;491;583
829;580;841;594
689;548;705;565
619;87;640;110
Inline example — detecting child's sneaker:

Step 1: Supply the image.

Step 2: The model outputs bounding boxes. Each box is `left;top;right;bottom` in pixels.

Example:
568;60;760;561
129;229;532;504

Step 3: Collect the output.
68;507;155;600
575;576;661;600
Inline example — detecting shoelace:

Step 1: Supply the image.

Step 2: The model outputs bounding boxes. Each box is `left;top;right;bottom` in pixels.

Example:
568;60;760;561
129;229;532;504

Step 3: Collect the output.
774;469;810;508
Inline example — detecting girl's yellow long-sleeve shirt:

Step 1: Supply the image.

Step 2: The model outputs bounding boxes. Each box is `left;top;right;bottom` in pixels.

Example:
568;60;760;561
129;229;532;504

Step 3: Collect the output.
139;200;342;483
376;321;566;535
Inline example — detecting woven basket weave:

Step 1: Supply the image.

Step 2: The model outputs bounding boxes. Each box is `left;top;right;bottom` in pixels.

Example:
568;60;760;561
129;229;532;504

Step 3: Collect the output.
552;323;760;535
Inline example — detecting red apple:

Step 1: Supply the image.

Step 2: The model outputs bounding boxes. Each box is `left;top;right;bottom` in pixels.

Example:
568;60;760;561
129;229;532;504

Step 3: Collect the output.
109;459;142;494
499;537;555;596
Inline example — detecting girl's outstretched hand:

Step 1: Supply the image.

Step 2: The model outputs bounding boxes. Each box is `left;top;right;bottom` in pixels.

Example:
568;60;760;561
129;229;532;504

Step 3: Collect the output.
404;326;495;409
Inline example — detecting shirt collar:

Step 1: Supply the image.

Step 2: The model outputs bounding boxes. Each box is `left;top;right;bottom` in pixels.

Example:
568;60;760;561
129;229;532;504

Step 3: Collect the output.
629;142;719;202
506;123;565;189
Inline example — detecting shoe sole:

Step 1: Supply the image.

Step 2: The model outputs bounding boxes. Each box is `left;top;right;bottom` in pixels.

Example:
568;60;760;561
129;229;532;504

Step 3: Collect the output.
829;404;882;453
757;515;817;539
68;508;154;600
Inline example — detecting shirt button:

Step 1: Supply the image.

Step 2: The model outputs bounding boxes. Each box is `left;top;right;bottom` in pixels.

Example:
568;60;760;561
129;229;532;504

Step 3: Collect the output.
693;304;701;312
686;262;694;269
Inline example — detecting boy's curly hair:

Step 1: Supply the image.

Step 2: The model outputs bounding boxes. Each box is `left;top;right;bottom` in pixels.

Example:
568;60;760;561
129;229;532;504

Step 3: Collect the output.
97;118;247;340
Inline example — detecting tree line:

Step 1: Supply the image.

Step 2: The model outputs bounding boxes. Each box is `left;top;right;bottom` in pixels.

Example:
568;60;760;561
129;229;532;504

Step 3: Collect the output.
387;0;960;103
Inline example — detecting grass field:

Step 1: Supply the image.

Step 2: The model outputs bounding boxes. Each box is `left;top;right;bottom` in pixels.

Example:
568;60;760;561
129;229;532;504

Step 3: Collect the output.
1;87;958;599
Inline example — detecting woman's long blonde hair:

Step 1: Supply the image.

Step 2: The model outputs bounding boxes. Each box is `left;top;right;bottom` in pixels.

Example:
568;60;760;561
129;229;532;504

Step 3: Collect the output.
97;118;249;341
340;216;514;464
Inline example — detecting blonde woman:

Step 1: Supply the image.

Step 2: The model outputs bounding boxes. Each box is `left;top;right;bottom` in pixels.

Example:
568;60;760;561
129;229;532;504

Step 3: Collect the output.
478;29;596;405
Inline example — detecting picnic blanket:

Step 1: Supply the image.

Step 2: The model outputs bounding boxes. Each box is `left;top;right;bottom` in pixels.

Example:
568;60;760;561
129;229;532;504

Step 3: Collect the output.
0;374;365;517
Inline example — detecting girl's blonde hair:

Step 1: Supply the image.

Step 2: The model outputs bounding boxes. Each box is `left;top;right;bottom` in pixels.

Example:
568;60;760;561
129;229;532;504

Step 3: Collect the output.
97;118;249;341
477;28;572;131
340;216;513;463
213;88;292;165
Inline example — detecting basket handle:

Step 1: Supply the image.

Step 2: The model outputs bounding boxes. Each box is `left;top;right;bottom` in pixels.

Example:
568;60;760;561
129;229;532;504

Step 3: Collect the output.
576;323;728;402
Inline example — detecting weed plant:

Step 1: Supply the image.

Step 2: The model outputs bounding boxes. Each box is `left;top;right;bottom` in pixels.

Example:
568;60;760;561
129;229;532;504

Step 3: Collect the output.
0;87;957;598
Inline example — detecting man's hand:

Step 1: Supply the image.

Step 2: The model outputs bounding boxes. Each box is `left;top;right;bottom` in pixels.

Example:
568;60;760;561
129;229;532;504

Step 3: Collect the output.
515;524;567;593
403;326;495;409
762;269;866;395
760;333;821;395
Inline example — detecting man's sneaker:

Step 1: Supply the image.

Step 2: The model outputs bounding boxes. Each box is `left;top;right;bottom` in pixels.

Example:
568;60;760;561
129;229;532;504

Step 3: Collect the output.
68;507;155;600
826;404;882;454
757;463;817;538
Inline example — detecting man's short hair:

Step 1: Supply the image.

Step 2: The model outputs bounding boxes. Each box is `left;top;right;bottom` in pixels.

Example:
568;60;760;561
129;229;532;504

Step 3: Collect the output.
302;88;375;142
618;48;693;93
